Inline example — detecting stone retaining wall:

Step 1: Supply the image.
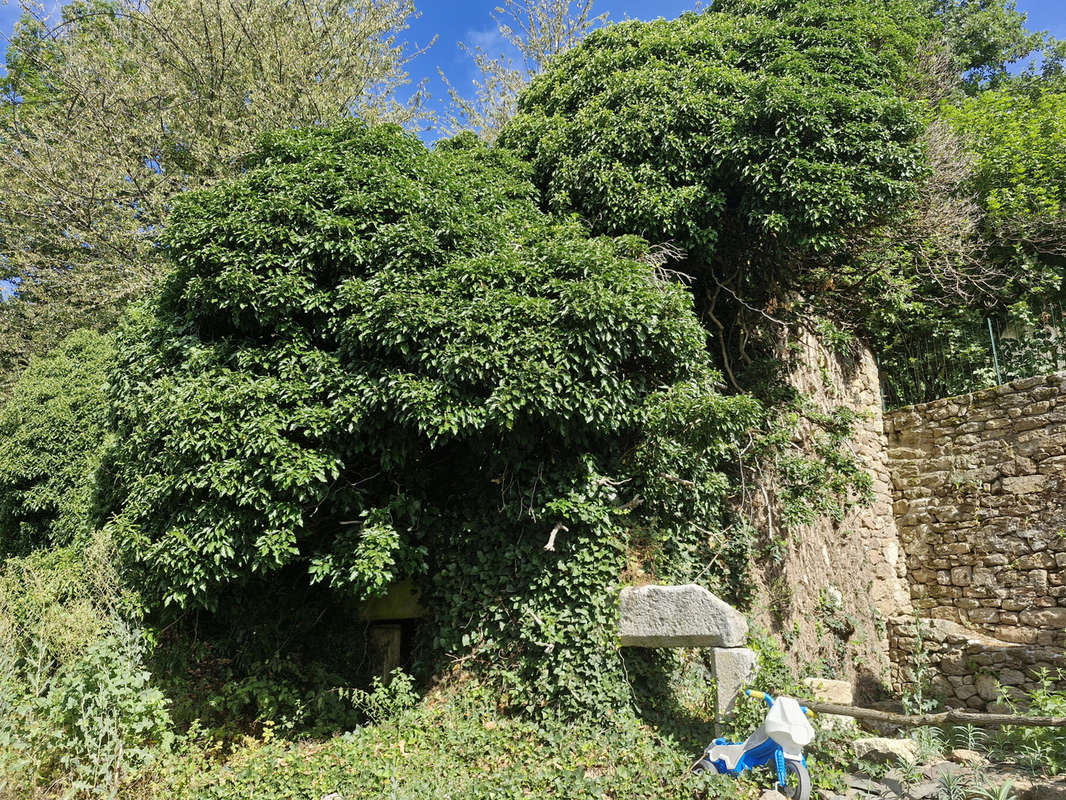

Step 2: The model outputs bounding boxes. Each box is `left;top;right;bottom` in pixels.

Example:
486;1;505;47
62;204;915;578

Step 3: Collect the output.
888;616;1066;710
748;333;910;699
884;373;1066;708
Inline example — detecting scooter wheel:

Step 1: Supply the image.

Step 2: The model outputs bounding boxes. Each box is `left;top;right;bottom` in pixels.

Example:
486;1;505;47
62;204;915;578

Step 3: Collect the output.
691;758;715;774
778;760;811;800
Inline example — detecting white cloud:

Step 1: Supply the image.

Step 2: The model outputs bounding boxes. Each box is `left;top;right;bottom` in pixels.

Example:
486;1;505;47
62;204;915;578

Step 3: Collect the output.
466;26;505;56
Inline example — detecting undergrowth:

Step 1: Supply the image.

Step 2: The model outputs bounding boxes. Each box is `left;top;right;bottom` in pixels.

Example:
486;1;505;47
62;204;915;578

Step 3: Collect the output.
121;681;762;800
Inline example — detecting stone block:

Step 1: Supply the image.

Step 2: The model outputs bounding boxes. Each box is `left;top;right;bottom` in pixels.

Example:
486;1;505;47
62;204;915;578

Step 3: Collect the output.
618;584;747;647
854;737;918;764
1030;570;1049;593
966;608;999;624
976;673;999;701
367;624;403;679
1020;607;1066;628
802;677;853;704
998;626;1038;644
949;748;986;767
939;653;970;676
999;668;1027;686
712;647;758;721
1002;475;1046;494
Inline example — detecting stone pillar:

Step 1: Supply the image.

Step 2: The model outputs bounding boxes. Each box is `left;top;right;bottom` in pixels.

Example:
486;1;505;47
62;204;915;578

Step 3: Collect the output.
711;646;758;726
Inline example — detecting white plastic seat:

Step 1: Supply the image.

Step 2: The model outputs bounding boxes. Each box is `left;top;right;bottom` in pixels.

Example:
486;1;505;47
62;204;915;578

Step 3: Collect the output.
706;727;769;770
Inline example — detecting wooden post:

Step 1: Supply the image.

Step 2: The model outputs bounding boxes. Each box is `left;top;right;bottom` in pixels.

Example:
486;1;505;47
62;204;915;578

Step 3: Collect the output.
797;699;1066;729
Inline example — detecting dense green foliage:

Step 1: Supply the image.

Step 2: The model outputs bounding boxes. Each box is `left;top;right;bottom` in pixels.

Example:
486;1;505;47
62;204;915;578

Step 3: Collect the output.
500;0;1066;404
0;0;423;380
3;0;1066;794
0;330;113;555
501;0;931;271
106;121;760;712
946;87;1066;240
496;0;954;397
875;83;1066;406
122;682;761;800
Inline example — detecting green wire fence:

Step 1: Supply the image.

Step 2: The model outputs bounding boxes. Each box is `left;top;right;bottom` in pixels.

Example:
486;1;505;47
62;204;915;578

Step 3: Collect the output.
878;302;1066;410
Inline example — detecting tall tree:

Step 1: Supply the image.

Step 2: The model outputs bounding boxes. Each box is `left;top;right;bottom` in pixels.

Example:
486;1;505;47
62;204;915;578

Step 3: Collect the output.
439;0;605;141
0;0;428;383
928;0;1045;91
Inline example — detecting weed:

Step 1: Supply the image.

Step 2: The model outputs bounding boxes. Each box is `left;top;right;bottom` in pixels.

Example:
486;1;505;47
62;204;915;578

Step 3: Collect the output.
951;723;988;754
970;779;1018;800
911;726;946;763
896;756;923;790
935;771;968;800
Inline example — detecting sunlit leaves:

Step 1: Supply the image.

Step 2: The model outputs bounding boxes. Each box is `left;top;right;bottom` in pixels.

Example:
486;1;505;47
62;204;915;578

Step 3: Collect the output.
0;330;114;555
0;0;425;374
501;0;931;267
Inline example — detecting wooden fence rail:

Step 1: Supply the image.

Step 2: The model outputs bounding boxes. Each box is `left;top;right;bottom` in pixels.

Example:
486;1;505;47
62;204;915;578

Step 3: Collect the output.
797;699;1066;729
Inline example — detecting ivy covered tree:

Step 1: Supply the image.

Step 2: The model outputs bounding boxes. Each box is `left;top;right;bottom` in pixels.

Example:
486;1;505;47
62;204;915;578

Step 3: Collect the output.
502;0;933;264
0;330;114;556
498;0;938;383
105;122;758;712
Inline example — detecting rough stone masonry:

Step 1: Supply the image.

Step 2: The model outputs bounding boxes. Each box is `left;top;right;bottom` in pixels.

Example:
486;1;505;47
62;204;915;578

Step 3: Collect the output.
885;373;1066;710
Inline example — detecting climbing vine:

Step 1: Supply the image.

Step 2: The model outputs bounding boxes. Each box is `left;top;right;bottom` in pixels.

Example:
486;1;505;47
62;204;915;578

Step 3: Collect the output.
105;122;762;713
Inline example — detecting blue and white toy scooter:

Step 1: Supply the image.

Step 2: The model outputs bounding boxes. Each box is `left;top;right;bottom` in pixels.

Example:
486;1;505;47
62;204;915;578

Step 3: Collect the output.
693;690;816;800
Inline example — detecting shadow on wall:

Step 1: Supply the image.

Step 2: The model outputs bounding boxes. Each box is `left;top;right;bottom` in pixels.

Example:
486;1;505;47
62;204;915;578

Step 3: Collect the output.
889;616;1066;712
743;331;908;704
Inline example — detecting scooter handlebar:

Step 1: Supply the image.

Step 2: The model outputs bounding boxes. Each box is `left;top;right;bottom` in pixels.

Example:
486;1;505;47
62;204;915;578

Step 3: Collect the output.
744;689;774;706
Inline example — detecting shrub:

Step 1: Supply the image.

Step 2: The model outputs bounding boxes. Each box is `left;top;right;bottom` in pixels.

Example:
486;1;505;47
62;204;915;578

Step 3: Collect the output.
991;668;1066;774
944;87;1066;245
130;685;754;800
0;533;171;798
105;121;759;713
0;329;114;555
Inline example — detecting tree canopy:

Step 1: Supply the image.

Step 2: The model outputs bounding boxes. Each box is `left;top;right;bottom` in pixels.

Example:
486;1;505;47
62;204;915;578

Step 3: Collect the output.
0;0;425;379
0;329;114;556
501;0;933;265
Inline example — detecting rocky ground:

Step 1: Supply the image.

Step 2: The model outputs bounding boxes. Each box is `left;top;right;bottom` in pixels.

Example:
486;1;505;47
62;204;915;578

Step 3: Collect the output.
785;678;1065;800
818;738;1066;800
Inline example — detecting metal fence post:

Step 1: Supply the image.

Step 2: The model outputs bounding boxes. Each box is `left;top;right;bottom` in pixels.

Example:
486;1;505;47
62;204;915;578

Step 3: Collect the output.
987;317;1002;386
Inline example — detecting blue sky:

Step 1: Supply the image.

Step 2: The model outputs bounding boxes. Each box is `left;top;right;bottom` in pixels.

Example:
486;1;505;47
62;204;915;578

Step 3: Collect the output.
404;0;702;114
405;0;1065;129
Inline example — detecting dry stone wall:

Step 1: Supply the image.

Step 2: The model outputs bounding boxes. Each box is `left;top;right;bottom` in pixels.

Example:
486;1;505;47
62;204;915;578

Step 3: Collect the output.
884;373;1066;709
747;333;910;699
655;340;1066;711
